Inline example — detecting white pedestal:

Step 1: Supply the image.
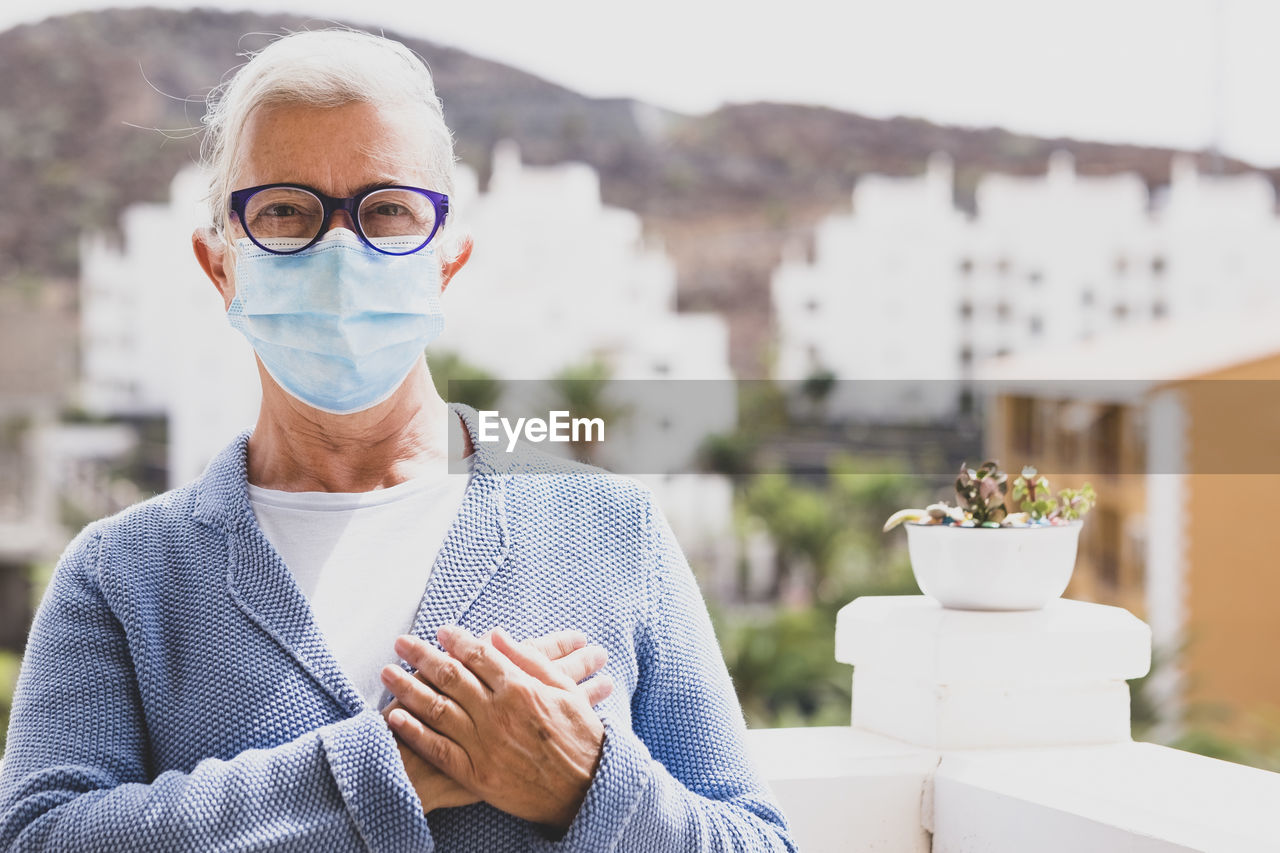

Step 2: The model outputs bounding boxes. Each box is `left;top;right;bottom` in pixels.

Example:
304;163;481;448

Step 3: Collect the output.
835;596;1152;750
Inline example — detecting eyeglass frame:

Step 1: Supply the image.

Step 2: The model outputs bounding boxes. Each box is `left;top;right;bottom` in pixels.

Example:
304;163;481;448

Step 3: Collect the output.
228;182;450;256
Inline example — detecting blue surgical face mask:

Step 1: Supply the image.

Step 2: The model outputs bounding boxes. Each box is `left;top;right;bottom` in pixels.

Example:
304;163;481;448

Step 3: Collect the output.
226;232;445;414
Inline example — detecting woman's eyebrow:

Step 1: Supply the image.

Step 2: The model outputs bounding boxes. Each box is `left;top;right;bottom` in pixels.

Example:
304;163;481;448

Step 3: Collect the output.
358;179;402;193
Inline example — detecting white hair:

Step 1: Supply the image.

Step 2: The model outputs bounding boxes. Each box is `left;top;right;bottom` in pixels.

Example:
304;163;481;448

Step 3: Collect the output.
200;28;457;241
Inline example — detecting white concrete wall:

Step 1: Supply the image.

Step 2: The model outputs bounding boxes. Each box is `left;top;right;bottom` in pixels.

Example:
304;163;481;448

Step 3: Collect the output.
745;595;1280;853
930;743;1280;853
746;723;1280;852
747;726;935;853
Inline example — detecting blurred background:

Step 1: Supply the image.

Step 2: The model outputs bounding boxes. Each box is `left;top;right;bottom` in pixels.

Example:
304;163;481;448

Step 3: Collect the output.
2;0;1279;772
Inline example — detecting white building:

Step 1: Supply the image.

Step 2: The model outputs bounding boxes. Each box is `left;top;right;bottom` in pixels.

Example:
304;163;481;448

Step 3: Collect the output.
440;142;736;486
79;168;261;488
772;152;1280;419
772;153;967;419
439;141;732;383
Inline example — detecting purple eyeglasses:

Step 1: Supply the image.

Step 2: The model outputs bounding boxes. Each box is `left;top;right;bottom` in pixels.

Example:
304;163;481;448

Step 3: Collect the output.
229;182;449;256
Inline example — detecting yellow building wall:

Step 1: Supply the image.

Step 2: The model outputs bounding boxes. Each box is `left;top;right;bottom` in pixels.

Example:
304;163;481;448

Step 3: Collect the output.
1174;353;1280;726
988;356;1280;730
985;394;1147;616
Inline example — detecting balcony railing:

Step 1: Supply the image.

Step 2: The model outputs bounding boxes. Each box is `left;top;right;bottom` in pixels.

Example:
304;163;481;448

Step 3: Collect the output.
745;595;1280;853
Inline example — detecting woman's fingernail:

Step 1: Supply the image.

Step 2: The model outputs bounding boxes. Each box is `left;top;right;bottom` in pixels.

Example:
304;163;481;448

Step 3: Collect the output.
389;709;407;726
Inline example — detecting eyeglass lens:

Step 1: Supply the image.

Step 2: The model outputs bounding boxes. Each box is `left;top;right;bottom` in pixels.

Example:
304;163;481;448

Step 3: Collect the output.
242;187;437;250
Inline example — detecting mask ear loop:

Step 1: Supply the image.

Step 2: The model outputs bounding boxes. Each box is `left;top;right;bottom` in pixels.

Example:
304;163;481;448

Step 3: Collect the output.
220;211;243;267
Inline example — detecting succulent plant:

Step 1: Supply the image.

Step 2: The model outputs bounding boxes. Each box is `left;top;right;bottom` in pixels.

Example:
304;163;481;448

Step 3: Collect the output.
883;461;1096;531
1013;466;1096;522
1054;484;1096;520
1012;466;1055;519
955;461;1008;525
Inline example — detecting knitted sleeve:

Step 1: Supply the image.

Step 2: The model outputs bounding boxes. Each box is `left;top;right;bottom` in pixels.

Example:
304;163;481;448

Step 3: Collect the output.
527;494;797;852
0;527;435;853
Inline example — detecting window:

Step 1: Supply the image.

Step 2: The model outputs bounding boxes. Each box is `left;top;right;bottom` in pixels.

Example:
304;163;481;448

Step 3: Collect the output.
959;301;974;320
1057;405;1079;468
1011;397;1037;454
1029;316;1043;336
1091;405;1122;475
1092;507;1121;590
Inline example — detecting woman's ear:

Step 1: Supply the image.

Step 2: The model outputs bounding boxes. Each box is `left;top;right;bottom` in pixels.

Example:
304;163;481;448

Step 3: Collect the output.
192;227;236;309
441;233;473;294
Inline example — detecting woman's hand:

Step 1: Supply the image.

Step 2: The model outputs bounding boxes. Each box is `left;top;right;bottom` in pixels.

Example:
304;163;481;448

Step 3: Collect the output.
382;626;607;832
382;629;612;816
387;730;480;813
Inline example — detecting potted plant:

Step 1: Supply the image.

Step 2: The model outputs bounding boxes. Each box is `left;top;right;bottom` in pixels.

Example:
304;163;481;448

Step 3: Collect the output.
883;462;1096;611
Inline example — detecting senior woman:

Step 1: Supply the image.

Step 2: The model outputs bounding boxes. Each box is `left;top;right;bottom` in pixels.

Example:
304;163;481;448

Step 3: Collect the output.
0;28;793;853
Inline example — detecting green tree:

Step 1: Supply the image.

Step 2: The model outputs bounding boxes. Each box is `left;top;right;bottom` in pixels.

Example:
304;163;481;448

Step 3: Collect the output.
0;650;19;756
717;448;927;727
742;473;847;604
828;453;931;572
713;556;921;729
799;366;837;421
427;350;503;412
547;359;629;464
714;603;851;728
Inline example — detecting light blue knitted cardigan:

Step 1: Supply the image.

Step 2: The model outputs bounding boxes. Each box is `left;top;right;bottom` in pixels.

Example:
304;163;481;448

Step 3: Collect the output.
0;403;794;851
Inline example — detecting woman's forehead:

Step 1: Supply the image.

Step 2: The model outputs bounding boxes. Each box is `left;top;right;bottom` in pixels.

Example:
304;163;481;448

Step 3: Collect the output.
233;101;435;192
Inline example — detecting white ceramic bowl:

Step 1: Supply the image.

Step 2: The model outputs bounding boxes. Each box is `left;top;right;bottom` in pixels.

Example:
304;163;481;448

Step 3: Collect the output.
904;521;1083;611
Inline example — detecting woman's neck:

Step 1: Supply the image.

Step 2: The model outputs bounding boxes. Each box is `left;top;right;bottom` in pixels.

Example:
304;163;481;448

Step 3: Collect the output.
246;359;471;492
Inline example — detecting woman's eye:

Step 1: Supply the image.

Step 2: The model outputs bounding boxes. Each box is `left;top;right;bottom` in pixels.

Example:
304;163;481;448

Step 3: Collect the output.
263;204;299;217
370;203;407;217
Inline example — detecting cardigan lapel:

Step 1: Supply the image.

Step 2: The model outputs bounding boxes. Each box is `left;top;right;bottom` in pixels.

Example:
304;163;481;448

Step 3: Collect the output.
193;402;511;712
228;514;368;715
197;430;367;716
406;402;510;647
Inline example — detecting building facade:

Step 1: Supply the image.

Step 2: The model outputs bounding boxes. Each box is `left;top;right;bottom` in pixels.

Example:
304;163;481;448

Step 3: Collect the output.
773;152;1280;420
981;313;1280;735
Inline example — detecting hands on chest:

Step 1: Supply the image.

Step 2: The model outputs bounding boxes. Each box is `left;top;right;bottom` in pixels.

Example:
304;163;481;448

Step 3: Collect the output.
380;625;613;833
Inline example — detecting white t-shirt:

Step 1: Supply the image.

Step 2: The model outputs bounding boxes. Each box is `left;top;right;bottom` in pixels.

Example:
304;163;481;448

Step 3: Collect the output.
248;454;474;708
